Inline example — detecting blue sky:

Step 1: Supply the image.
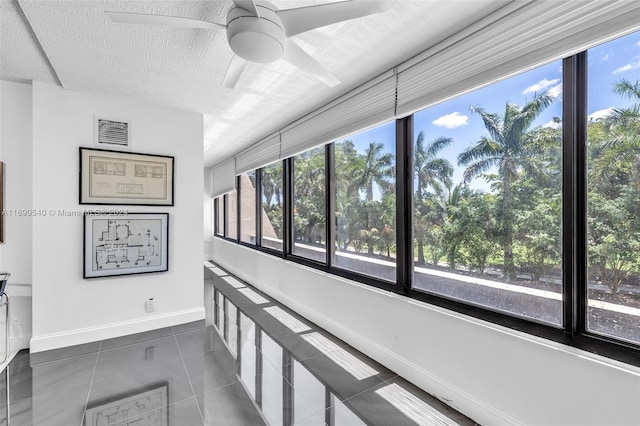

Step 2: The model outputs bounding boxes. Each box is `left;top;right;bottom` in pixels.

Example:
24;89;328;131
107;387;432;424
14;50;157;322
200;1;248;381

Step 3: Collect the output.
338;30;640;198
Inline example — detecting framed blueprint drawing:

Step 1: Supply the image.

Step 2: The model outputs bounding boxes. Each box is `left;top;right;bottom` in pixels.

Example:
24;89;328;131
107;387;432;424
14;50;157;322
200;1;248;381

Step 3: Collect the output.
80;147;174;206
84;212;169;278
84;382;168;426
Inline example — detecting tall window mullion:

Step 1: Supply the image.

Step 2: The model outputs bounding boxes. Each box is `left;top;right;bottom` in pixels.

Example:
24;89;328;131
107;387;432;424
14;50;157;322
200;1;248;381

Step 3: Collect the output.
223;194;228;238
213;197;219;236
562;54;586;335
256;169;263;247
396;116;413;294
284;158;293;258
327;143;336;267
236;176;241;242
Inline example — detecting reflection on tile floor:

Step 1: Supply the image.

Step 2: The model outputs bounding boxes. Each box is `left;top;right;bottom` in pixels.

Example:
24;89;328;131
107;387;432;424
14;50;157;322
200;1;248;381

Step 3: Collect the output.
0;263;477;425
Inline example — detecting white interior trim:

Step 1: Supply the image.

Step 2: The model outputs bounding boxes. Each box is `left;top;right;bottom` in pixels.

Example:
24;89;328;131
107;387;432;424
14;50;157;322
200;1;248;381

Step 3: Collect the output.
29;307;205;353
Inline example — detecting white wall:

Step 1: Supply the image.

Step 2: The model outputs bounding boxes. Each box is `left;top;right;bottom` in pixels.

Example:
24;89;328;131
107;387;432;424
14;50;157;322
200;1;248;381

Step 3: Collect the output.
203;167;213;260
0;81;35;353
212;238;640;426
30;82;205;352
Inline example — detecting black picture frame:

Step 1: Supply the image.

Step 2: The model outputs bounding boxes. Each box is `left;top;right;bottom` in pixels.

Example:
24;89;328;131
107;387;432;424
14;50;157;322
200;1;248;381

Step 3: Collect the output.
83;212;169;279
79;147;174;206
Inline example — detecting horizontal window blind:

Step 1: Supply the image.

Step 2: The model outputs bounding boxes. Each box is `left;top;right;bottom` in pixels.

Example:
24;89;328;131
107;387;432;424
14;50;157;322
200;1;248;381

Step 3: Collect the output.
235;132;281;175
395;0;640;117
211;157;236;198
280;70;397;159
229;0;640;169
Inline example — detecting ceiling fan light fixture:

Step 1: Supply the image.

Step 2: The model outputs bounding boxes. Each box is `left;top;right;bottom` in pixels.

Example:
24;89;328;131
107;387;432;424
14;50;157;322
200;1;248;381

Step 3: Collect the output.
226;2;286;63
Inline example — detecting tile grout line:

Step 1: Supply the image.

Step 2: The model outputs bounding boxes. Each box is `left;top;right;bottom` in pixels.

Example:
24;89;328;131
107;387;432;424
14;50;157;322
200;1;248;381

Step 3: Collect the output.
79;340;103;426
172;330;206;425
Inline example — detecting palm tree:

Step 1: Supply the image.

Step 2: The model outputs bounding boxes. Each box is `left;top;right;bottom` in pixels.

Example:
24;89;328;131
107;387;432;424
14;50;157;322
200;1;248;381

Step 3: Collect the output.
415;132;454;200
352;142;394;201
261;163;283;206
353;141;394;254
414;131;453;264
601;79;640;186
458;92;554;279
609;79;640;135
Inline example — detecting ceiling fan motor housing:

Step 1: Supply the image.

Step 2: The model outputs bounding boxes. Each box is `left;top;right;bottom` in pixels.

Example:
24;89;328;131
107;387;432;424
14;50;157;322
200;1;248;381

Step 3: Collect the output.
226;1;286;63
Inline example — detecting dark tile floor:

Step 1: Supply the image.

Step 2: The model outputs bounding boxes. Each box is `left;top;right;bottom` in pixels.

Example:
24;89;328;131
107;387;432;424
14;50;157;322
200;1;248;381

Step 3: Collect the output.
0;263;477;425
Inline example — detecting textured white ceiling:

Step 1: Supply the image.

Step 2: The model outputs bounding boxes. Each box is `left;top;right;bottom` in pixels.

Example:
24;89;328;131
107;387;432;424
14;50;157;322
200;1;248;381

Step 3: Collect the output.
0;0;59;85
2;0;511;166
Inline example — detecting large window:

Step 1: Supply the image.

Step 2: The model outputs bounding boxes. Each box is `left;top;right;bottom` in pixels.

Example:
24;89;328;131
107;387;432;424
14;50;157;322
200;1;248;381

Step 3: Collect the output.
334;122;397;281
240;171;257;245
411;61;564;326
586;32;640;345
292;147;326;262
212;28;640;365
261;162;284;251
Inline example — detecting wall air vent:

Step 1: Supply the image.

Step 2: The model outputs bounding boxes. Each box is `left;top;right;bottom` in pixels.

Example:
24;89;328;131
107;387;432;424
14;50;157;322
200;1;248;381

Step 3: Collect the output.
95;117;131;149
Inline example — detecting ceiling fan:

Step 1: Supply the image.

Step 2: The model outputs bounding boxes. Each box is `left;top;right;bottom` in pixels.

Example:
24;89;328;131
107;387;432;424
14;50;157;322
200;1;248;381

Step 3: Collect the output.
105;0;387;88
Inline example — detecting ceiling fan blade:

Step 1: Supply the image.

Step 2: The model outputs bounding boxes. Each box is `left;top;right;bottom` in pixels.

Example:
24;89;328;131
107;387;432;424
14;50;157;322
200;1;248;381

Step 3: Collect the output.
105;11;225;30
278;0;387;37
232;0;260;17
282;40;340;87
222;55;248;89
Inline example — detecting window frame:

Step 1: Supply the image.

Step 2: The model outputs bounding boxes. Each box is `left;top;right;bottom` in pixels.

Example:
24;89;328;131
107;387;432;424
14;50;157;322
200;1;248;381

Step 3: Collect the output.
221;178;240;243
256;160;287;256
238;171;258;247
287;145;329;267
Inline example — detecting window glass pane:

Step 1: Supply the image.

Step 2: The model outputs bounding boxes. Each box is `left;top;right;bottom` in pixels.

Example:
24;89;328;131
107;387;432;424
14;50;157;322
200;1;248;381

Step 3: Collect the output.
226;191;238;240
293;147;326;262
334;122;397;281
412;61;563;325
586;31;640;344
240;171;257;245
261;162;284;251
215;197;224;236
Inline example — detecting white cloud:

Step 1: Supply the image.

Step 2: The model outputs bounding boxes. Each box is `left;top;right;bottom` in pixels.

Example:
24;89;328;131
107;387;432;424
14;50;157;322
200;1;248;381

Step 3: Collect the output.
523;78;560;95
432;112;469;129
547;83;562;99
543;119;561;129
613;58;640;74
588;107;615;122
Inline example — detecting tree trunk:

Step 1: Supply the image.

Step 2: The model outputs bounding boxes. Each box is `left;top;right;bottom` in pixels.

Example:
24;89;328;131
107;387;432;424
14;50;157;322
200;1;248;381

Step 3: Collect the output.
502;176;516;280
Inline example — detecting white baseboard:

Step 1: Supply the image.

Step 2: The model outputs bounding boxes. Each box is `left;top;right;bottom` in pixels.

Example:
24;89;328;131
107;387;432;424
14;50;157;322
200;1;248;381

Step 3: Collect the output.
29;307;205;353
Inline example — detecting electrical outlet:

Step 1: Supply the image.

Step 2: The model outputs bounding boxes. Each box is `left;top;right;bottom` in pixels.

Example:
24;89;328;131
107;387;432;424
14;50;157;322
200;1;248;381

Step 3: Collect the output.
145;346;157;361
145;299;155;313
13;314;21;324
